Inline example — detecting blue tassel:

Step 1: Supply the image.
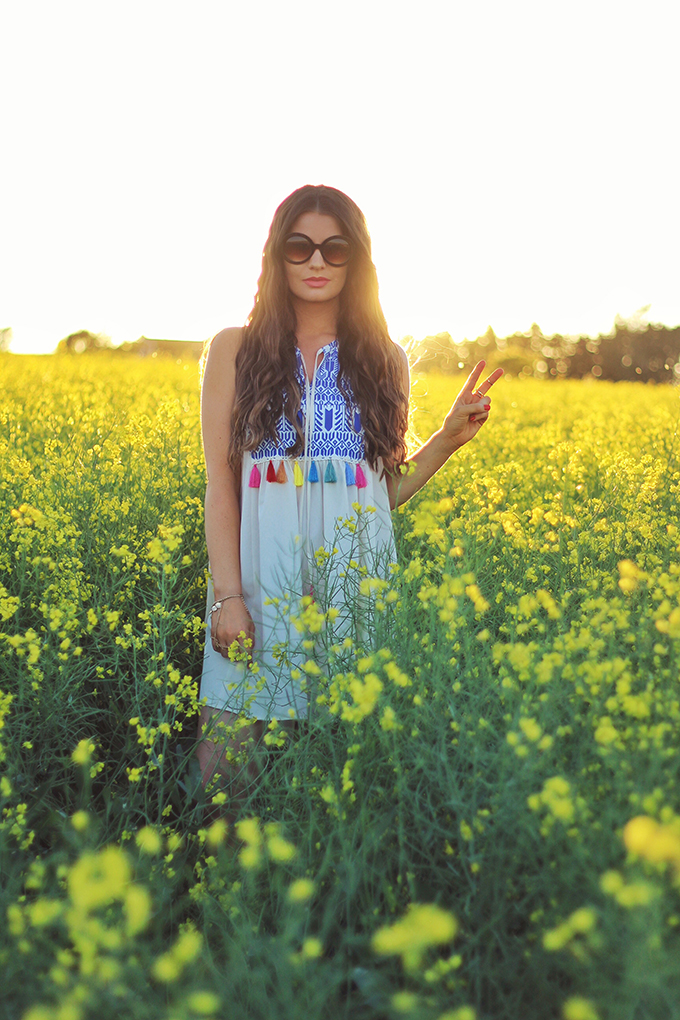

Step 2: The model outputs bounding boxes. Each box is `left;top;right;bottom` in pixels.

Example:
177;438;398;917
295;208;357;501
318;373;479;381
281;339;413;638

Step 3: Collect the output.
308;461;319;483
345;462;356;485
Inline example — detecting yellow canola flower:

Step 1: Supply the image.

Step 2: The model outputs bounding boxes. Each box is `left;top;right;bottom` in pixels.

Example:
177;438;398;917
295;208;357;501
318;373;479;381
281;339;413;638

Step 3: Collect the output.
543;907;597;951
599;870;624;895
600;876;657;908
301;938;323;959
124;883;152;935
236;817;261;845
372;903;458;971
392;992;420;1013
655;607;680;639
465;583;490;613
266;833;297;863
71;738;95;765
623;815;659;854
206;818;229;848
623;816;680;868
519;717;542;742
67;845;131;910
594;719;619;746
236;816;264;870
543;922;572;952
28;898;63;927
617;558;644;593
185;991;221;1015
339;671;383;723
569;907;597;933
563;998;600;1020
264;821;297;861
70;811;89;832
23;1009;56;1020
287;878;315;903
136;826;162;854
438;1009;476;1020
383;660;411;687
380;705;400;731
174;928;203;963
153;928;202;982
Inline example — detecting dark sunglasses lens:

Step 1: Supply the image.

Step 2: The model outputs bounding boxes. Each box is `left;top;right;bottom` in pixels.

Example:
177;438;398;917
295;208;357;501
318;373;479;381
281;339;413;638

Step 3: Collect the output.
283;236;313;263
323;238;351;265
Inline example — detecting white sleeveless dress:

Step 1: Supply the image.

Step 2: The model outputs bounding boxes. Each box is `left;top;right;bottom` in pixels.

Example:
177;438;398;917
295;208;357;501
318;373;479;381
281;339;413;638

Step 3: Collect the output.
199;339;397;720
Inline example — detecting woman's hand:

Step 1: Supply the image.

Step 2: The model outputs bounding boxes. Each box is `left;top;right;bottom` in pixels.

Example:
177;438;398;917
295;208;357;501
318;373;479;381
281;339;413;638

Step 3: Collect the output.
442;360;504;450
211;598;255;663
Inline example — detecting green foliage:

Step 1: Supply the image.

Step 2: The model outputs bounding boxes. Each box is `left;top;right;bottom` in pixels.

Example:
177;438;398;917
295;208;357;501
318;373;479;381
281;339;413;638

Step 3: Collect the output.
1;357;680;1020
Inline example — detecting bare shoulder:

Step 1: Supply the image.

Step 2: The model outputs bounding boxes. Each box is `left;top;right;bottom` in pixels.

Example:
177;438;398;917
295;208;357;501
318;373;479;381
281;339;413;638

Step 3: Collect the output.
202;328;244;408
393;342;409;371
206;326;244;366
392;341;410;390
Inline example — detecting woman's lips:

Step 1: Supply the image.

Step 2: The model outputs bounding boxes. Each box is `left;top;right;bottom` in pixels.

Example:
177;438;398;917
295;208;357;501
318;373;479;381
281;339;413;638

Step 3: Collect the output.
304;278;329;288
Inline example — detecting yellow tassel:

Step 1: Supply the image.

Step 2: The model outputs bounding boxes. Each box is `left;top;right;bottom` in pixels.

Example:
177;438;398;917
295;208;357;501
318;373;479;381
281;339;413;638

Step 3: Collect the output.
294;461;304;486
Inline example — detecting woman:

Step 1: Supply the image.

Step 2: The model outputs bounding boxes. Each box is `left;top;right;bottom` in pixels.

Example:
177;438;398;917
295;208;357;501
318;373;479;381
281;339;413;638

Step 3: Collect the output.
196;184;501;797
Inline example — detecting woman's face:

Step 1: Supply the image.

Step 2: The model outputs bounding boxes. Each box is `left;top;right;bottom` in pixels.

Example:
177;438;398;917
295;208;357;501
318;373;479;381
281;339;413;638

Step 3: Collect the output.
283;211;348;305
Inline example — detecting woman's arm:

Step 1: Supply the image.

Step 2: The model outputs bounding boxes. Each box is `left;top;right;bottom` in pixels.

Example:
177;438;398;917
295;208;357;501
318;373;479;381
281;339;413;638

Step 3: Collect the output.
385;352;503;510
201;327;255;657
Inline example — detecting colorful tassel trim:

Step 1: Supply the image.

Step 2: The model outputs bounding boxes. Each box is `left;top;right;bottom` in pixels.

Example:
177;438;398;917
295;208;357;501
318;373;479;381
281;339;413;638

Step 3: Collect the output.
258;457;366;487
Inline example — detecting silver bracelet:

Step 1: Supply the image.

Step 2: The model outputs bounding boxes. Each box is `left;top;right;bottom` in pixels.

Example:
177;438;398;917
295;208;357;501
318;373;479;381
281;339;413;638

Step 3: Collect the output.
210;594;248;615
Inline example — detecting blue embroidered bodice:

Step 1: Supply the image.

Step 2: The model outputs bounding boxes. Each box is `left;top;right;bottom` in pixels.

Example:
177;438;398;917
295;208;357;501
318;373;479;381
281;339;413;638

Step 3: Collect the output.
252;340;365;462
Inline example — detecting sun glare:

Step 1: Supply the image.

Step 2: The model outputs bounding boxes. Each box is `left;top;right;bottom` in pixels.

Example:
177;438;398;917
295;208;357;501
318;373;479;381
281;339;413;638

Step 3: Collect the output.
2;2;678;354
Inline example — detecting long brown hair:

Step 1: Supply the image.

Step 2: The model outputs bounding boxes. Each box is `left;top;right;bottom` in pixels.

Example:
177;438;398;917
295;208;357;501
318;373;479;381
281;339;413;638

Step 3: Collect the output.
229;185;408;473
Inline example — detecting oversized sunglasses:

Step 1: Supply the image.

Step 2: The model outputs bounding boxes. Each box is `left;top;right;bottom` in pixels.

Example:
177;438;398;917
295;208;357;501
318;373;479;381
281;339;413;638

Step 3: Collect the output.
282;233;352;266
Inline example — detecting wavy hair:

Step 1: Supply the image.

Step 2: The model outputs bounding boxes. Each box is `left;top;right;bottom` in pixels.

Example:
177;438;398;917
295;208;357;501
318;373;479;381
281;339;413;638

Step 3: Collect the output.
229;184;408;473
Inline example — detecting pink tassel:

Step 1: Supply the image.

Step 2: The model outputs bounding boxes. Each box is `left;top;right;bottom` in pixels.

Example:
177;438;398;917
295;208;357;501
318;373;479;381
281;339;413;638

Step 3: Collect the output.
249;463;261;488
266;460;277;482
355;463;368;488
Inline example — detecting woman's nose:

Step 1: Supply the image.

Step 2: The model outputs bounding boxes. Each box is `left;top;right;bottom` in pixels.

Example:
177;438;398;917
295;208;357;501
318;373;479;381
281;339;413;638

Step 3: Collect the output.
308;246;325;269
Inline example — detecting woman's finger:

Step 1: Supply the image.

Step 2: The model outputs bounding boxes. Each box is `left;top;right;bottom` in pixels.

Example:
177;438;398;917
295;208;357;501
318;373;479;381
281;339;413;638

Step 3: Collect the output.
477;367;504;396
460;360;486;397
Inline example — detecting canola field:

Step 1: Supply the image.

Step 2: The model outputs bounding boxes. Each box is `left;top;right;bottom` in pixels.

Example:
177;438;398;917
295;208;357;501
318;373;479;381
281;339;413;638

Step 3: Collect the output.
2;352;680;1020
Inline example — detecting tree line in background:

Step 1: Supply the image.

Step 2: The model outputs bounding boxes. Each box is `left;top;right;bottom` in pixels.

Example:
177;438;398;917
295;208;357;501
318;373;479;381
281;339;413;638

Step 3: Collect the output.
409;312;680;383
4;312;680;383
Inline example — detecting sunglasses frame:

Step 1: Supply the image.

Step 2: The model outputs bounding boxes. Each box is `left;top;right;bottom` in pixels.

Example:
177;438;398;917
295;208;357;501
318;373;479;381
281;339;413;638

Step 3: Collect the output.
282;233;352;267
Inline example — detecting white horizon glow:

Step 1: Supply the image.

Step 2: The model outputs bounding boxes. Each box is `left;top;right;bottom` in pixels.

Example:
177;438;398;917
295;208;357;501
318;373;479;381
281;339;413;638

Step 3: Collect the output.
2;0;678;355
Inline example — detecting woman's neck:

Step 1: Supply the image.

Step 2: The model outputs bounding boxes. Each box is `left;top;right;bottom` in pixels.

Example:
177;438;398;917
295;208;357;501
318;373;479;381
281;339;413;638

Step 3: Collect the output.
291;294;339;348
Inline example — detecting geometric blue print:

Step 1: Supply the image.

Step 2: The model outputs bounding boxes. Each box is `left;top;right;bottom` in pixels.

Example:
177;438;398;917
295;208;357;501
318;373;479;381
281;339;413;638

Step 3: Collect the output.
252;340;365;461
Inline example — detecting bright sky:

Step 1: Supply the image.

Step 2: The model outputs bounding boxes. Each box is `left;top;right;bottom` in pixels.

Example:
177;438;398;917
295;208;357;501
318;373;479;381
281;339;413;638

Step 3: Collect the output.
2;0;678;355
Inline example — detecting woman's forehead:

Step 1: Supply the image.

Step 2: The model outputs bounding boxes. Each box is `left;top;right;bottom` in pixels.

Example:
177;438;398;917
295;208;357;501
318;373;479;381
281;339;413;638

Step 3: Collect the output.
289;210;344;238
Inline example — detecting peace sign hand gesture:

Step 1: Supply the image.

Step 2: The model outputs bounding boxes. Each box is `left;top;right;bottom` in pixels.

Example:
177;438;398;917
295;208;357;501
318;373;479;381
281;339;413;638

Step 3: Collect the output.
442;360;504;450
